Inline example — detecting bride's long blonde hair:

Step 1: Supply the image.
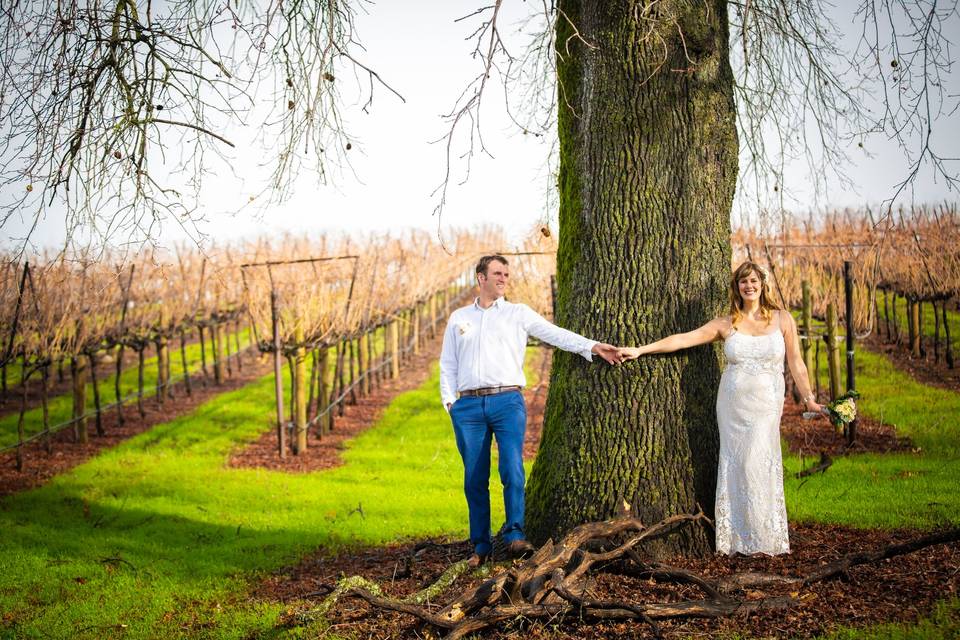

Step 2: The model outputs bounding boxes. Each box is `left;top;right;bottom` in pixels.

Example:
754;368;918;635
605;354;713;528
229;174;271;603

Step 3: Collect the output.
729;261;781;327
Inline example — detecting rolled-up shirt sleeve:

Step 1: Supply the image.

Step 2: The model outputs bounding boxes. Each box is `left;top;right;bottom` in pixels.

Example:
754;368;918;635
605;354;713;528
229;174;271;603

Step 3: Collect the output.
521;305;596;361
439;319;460;409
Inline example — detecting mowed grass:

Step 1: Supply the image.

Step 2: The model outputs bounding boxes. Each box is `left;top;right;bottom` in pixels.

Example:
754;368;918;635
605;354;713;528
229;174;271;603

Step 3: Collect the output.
784;345;960;529
0;355;525;639
0;328;251;449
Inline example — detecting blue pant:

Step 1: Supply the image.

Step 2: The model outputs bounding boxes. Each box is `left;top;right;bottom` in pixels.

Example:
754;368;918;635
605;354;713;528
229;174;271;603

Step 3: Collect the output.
449;391;527;556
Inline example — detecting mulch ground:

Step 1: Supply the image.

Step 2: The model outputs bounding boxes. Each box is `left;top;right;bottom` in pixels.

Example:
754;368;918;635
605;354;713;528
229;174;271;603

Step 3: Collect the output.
259;522;960;639
0;353;271;496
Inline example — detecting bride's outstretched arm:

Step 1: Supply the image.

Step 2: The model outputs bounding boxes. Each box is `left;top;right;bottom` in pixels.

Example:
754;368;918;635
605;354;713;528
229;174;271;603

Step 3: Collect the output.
619;318;725;360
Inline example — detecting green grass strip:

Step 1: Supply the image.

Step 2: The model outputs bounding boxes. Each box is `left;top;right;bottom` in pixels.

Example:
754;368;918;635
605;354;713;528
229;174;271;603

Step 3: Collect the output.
0;328;251;449
784;346;960;529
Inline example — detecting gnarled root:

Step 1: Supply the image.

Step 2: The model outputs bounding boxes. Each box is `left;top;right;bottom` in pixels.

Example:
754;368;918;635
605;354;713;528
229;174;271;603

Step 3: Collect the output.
323;514;960;639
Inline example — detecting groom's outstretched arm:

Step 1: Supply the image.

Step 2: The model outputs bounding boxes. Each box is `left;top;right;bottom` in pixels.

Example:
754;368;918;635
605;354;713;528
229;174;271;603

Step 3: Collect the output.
521;305;621;365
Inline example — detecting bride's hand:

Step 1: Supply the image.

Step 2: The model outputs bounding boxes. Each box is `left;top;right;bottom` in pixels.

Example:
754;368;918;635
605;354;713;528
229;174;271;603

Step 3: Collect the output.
804;399;825;415
618;346;642;361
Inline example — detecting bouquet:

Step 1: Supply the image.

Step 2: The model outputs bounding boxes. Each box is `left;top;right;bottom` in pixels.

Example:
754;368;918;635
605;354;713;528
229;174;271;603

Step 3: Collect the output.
804;391;859;430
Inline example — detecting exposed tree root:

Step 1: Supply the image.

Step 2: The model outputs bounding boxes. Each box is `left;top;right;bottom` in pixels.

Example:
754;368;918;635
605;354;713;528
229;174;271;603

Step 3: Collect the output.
316;513;960;639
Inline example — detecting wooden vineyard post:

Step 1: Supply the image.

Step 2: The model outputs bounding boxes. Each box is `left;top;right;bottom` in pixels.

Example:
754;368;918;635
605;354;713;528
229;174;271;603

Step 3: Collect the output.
224;321;233;378
843;261;857;445
429;294;437;337
909;298;921;358
825;303;842;401
137;346;146;417
944;303;955;369
413;304;421;356
389;320;400;379
347;338;357;405
180;330;192;396
41;364;51;453
307;349;318;414
934;300;941;363
891;293;901;344
156;313;168;405
233;320;243;372
15;361;28;471
270;290;286;458
87;352;104;436
293;327;307;454
315;347;330;438
213;321;225;384
800;280;815;390
882;289;891;341
358;332;369;396
918;301;926;358
71;356;88;444
198;324;209;386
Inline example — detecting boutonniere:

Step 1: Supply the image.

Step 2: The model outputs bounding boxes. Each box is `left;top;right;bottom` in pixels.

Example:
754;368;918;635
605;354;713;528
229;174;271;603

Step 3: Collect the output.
458;321;472;336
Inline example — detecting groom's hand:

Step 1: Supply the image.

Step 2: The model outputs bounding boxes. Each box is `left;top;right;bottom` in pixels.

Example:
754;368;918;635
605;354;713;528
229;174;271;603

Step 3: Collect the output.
592;342;623;365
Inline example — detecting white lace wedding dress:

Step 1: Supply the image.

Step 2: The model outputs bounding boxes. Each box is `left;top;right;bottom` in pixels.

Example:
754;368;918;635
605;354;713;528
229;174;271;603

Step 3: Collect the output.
714;326;790;555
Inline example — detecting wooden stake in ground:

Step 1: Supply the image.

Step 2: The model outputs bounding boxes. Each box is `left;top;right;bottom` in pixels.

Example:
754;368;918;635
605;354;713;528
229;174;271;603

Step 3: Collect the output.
293;327;308;454
800;280;815;390
71;356;88;444
389;320;399;379
944;302;954;369
270;290;286;459
87;352;104;437
825;303;842;401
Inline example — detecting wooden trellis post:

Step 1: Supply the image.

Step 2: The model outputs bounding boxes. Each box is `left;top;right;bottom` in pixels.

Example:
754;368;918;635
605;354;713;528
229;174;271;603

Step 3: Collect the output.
843;261;857;444
825;303;842;401
293;326;308;454
389;320;400;379
71;356;88;444
156;311;168;405
270;289;286;459
358;332;369;396
800;280;815;390
87;352;104;436
315;347;330;437
213;321;225;384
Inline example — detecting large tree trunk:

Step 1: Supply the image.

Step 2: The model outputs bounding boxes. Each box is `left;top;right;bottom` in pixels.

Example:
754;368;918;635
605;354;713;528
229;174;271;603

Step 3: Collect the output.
526;0;737;557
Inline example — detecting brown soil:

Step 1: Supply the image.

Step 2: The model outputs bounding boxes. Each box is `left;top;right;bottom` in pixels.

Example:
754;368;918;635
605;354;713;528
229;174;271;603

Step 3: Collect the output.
779;400;915;457
0;353;270;496
863;331;960;394
260;522;960;639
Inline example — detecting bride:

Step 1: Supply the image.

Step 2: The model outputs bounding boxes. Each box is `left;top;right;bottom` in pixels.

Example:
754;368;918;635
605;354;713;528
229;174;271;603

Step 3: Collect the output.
619;261;823;555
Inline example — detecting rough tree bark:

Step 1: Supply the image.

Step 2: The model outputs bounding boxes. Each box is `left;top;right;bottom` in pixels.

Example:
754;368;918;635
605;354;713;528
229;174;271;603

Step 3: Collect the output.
527;0;737;557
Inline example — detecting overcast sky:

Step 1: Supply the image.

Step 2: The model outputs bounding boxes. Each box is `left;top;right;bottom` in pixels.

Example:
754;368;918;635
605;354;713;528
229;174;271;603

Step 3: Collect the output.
3;1;958;253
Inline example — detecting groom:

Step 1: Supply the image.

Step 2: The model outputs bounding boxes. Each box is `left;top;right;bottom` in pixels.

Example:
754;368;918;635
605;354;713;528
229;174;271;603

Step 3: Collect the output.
439;254;622;566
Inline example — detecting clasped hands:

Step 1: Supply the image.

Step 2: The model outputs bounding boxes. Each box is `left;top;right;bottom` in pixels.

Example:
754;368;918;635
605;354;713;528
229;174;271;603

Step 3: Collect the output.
590;343;641;365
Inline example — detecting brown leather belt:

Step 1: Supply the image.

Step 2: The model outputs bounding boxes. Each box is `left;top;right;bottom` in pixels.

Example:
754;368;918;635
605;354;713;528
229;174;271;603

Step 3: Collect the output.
459;385;522;398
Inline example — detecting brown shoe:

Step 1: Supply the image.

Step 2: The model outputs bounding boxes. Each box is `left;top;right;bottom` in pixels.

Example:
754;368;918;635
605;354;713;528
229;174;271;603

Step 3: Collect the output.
506;539;536;560
467;552;489;568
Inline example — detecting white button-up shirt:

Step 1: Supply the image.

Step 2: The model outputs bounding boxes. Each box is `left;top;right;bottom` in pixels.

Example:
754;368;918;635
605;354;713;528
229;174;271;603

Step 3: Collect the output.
439;297;597;408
